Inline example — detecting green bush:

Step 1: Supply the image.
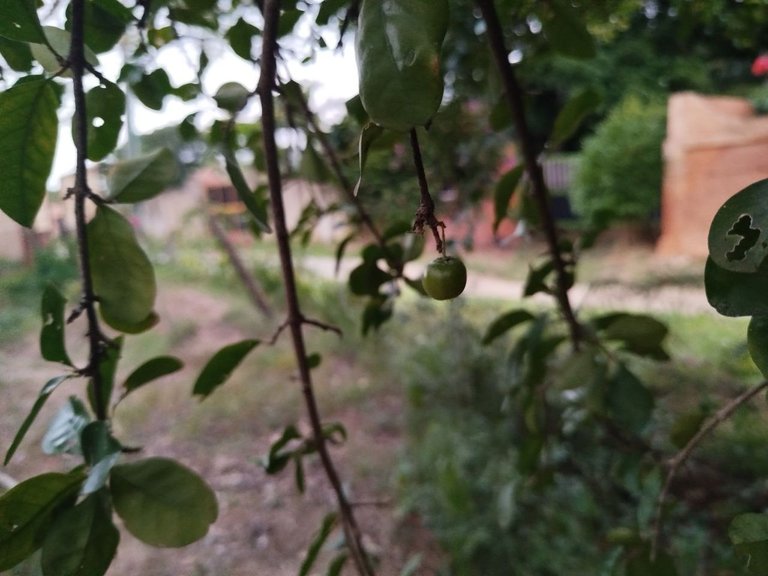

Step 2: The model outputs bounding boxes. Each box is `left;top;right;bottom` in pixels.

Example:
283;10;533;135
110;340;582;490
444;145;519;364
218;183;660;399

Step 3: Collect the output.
571;96;666;229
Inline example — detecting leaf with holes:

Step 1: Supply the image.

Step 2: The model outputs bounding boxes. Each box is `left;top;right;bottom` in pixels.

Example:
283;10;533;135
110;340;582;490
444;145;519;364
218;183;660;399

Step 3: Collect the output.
39;285;72;367
0;0;45;42
5;375;72;466
356;0;448;129
0;470;85;572
88;207;156;332
110;458;218;548
107;148;178;203
74;82;125;162
41;490;119;576
708;179;768;273
0;76;59;228
193;339;260;399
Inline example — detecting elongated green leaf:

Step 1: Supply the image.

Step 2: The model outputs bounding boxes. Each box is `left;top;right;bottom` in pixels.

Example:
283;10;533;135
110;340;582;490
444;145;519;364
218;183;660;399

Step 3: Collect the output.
223;151;271;232
483;309;535;345
299;512;338;576
30;27;99;76
353;122;384;196
542;0;595;59
75;81;125;161
88;206;157;332
107;148;178;203
0;470;85;571
193;339;260;399
549;88;601;149
41;397;91;456
356;0;448;129
41;491;119;576
0;0;45;42
40;285;72;366
89;336;122;416
111;457;218;547
493;165;525;233
606;366;654;434
593;312;669;359
80;422;122;496
0;36;33;71
122;356;184;398
705;257;768;318
327;553;349;576
730;513;768;573
4;375;71;466
708;179;768;273
749;316;768;378
263;425;303;474
0;77;59;227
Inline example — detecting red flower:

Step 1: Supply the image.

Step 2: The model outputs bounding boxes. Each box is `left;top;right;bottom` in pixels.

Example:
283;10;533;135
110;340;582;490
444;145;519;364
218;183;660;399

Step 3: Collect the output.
752;54;768;76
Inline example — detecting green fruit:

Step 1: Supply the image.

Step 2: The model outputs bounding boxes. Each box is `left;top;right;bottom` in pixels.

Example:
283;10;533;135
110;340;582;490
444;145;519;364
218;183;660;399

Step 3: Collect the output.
423;256;467;301
214;82;250;112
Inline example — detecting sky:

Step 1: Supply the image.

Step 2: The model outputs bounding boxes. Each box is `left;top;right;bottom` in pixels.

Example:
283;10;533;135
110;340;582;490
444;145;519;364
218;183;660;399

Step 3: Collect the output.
49;27;360;187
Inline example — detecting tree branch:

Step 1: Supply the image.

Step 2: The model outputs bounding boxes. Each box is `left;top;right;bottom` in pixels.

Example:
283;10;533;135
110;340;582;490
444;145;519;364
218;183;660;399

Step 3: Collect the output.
651;380;768;558
258;2;374;574
475;0;582;349
70;0;108;421
409;129;445;255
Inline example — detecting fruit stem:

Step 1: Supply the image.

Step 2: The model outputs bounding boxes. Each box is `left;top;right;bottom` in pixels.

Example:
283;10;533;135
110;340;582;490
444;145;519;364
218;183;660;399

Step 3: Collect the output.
409;128;445;253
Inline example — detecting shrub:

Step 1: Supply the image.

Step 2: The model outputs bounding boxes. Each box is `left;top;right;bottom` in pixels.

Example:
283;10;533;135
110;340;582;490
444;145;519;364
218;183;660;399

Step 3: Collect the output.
571;96;666;229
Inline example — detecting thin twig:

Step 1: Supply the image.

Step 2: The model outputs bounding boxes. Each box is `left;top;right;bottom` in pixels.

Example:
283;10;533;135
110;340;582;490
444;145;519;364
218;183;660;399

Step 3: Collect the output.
476;0;582;349
302;316;343;338
409;129;444;254
650;380;768;559
70;0;108;421
258;3;374;574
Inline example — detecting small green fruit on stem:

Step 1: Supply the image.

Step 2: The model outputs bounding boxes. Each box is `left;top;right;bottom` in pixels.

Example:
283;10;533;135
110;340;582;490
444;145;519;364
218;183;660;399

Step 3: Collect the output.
423;256;467;300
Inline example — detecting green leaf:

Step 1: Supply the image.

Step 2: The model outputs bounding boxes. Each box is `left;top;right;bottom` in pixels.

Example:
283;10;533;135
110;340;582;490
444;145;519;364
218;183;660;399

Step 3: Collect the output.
606;366;654;434
625;547;678;576
362;296;394;335
300;142;332;184
192;339;260;399
334;233;355;276
111;457;218;548
31;27;99;76
107;148;178;203
349;261;391;296
223;151;271;232
542;0;595;60
41;397;91;456
593;312;669;359
0;76;59;227
40;285;73;366
548;88;602;149
0;36;33;71
75;81;125;162
226;17;258;60
87;336;122;417
307;352;322;369
749;316;768;378
131;69;173;111
88;205;157;332
0;470;85;571
524;260;555;297
122;356;184;398
399;554;423;576
41;491;119;576
356;0;448;129
327;553;349;576
263;425;302;474
65;0;132;53
493;165;525;233
80;422;122;495
0;0;45;42
708;179;768;273
669;408;708;449
482;309;535;345
299;512;338;576
705;257;768;317
5;375;72;466
730;513;768;573
353;122;384;196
